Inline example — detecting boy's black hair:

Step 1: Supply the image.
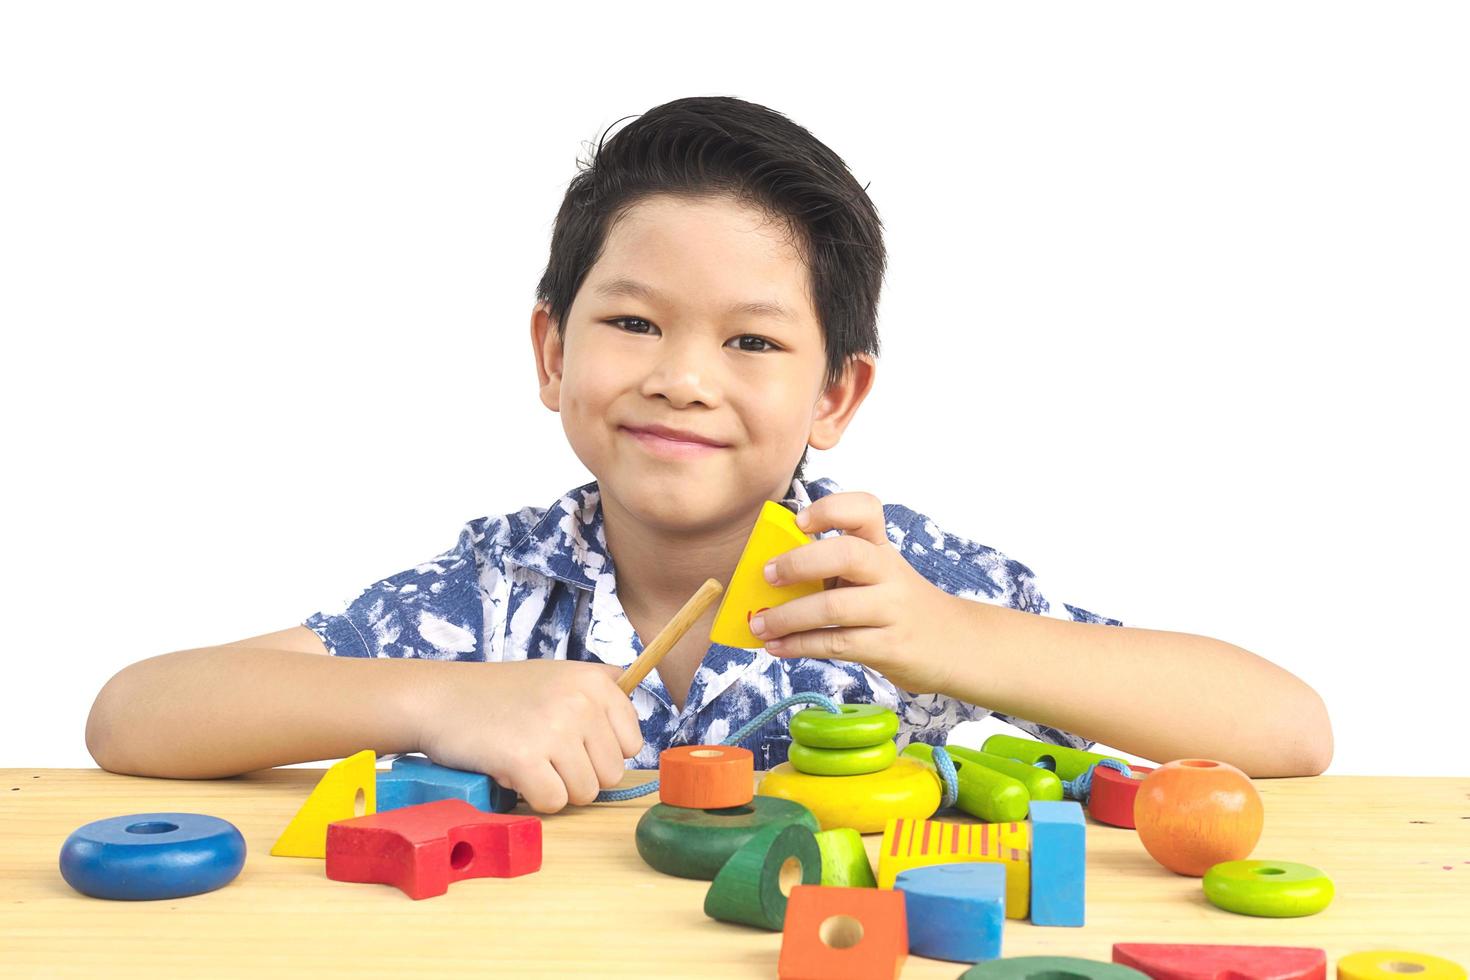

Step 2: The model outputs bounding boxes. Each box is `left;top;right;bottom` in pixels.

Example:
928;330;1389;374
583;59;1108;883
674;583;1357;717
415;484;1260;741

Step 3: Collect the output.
535;95;886;483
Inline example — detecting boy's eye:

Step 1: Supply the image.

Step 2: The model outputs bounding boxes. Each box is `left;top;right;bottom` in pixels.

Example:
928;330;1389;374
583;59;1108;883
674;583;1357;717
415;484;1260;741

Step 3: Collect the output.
605;317;780;353
608;316;656;335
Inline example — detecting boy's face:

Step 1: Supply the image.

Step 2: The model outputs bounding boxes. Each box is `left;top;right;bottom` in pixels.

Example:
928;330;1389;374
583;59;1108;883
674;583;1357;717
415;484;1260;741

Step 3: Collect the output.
532;193;873;533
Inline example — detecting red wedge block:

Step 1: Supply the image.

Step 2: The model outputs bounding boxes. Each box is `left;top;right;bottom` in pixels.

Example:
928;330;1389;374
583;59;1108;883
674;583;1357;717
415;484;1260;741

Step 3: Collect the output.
325;797;541;899
1113;943;1326;980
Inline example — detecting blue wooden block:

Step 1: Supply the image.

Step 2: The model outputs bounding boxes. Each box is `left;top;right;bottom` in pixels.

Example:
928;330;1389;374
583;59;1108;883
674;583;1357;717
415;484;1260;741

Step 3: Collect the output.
1029;799;1085;926
377;754;518;814
894;862;1005;962
59;812;246;900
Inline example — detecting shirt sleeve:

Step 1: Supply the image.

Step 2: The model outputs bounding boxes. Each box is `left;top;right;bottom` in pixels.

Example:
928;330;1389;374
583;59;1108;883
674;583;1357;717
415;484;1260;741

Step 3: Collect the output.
302;521;487;661
881;501;1125;750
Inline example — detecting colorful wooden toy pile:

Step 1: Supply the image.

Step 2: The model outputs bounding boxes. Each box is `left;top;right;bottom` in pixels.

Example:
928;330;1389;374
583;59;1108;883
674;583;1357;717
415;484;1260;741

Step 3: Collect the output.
757;704;941;833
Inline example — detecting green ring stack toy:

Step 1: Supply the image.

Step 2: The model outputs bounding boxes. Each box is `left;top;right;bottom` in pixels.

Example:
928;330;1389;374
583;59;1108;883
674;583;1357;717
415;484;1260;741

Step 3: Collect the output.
1202;859;1335;917
788;704;900;774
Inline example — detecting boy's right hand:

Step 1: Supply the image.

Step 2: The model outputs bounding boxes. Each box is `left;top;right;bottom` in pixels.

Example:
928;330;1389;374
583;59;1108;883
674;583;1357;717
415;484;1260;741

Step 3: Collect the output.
412;660;645;814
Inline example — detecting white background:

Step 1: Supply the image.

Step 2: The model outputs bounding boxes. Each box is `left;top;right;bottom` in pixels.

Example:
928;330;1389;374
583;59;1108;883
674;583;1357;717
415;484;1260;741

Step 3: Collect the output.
2;2;1465;775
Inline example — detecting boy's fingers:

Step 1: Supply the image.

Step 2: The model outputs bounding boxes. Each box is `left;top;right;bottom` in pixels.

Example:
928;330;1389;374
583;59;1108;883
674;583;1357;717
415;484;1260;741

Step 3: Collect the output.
551;745;602;807
607;697;644;760
586;727;628;790
515;760;569;814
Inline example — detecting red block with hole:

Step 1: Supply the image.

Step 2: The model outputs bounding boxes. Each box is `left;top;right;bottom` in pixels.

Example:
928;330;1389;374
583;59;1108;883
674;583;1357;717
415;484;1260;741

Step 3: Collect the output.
778;884;907;980
1113;943;1327;980
325;797;541;899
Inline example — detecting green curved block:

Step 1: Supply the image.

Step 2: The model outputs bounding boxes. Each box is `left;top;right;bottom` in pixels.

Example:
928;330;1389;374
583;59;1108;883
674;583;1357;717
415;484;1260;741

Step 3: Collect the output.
960;956;1151;980
814;827;877;888
634;796;818;880
980;734;1129;782
942;744;1064;802
903;743;1030;822
703;822;822;930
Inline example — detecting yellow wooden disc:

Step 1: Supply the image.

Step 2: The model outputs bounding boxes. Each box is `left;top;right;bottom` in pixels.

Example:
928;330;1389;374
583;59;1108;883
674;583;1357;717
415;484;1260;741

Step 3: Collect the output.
1338;951;1467;980
756;755;941;833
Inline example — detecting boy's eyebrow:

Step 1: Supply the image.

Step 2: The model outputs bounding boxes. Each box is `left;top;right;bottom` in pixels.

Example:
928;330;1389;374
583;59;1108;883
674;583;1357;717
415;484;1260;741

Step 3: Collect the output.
591;276;795;322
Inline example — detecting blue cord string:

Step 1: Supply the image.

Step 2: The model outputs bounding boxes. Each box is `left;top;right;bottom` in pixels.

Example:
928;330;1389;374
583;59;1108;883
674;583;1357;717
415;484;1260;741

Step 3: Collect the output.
1042;756;1133;804
593;693;963;807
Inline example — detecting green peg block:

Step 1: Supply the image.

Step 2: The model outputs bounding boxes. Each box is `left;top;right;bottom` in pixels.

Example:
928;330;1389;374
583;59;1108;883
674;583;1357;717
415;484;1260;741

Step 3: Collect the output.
1203;859;1335;917
981;733;1129;782
703;822;822;930
635;796;819;881
789;739;897;776
903;743;1030;822
961;956;1152;980
789;703;899;749
814;827;877;888
942;743;1064;802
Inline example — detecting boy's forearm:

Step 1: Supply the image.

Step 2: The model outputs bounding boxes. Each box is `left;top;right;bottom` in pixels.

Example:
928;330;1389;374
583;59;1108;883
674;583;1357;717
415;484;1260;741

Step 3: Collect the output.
86;647;435;779
938;598;1334;778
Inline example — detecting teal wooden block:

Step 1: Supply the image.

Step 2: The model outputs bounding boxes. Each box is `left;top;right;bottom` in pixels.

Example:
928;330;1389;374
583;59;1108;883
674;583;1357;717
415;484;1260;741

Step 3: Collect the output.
894;862;1004;962
377;754;518;814
1030;799;1085;926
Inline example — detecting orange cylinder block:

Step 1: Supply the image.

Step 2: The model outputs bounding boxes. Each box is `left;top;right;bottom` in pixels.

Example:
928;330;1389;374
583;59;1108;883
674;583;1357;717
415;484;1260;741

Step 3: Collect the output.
659;745;755;809
1134;758;1263;876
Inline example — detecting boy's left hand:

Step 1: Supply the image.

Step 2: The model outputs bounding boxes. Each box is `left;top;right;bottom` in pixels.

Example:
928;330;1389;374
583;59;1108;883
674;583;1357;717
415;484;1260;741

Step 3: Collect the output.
749;491;963;696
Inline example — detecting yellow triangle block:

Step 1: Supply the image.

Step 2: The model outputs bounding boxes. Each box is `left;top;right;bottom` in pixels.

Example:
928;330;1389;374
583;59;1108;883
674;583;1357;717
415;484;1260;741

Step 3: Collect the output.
270;748;378;858
709;500;825;648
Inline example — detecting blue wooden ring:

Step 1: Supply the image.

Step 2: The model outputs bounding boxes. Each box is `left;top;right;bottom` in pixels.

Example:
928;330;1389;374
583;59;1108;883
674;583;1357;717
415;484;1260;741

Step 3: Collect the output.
59;812;246;900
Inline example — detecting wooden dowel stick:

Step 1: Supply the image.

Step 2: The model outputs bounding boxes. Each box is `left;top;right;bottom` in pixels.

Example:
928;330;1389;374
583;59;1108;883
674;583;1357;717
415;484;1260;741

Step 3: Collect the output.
617;578;725;695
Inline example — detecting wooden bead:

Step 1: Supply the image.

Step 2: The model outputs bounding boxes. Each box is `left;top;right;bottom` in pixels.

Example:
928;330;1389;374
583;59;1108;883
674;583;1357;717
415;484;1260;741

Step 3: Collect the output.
59;812;246;901
1202;859;1334;917
704;822;822;930
789;703;899;749
1088;763;1153;829
757;756;941;834
635;796;819;880
778;884;908;980
878;817;1031;919
940;743;1065;803
981;733;1129;782
894;862;1005;962
963;956;1152;980
1113;944;1327;980
903;743;1030;823
1338;950;1467;980
1029;800;1086;927
815;828;877;888
1134;759;1263;876
659;745;754;809
789;740;896;776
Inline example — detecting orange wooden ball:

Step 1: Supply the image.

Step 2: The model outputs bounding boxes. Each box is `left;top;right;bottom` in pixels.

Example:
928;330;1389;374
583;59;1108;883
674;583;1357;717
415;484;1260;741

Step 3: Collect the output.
658;745;754;809
1133;758;1263;876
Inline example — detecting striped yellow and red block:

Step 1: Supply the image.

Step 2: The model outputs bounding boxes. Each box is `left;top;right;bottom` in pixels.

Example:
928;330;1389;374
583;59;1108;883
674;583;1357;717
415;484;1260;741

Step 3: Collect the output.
877;816;1031;918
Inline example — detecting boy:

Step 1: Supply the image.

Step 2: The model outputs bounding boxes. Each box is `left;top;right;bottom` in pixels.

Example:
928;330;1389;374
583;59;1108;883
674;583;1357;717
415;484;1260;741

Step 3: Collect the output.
85;96;1333;813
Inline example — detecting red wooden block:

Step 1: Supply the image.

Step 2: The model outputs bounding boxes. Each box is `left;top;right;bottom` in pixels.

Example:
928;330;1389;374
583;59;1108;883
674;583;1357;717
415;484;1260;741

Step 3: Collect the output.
325;797;541;899
1113;943;1326;980
1089;763;1154;828
779;884;907;980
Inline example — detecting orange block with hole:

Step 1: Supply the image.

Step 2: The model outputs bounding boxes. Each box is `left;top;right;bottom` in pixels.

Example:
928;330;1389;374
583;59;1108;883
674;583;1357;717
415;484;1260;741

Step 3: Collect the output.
778;884;907;980
660;745;754;809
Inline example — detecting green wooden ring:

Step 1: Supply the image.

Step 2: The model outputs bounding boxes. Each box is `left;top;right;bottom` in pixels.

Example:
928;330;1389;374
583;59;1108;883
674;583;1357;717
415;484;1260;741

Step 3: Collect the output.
634;796;819;881
789;704;899;749
703;822;822;930
1202;859;1335;917
788;740;897;776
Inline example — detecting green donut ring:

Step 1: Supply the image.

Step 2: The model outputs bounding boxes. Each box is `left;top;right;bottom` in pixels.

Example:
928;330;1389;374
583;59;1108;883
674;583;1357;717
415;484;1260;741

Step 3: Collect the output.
789;740;898;776
634;796;819;881
1202;859;1335;917
789;704;899;749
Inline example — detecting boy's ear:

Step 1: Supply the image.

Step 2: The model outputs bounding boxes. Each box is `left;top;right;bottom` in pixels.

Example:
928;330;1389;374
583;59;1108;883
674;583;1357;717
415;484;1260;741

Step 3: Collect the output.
808;354;876;451
530;301;564;412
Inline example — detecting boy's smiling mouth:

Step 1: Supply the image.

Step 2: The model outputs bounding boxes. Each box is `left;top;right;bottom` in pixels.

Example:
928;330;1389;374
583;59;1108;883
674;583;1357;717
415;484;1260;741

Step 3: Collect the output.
619;423;730;458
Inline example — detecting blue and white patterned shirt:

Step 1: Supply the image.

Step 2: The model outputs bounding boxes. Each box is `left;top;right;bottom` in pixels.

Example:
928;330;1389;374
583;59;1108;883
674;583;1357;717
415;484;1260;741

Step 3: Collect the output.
303;476;1124;771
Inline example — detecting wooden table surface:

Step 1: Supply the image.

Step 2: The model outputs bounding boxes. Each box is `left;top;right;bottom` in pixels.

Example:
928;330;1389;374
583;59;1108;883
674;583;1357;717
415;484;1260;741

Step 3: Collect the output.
3;768;1468;977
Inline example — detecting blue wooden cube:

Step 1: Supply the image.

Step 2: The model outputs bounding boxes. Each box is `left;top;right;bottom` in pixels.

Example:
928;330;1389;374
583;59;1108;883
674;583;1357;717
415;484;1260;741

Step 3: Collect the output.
894;862;1005;962
1029;799;1085;926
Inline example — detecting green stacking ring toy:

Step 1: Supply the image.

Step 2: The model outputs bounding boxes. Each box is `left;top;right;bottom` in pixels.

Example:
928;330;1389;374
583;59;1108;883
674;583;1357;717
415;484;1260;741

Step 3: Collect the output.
789;704;899;749
1202;859;1335;917
789;740;897;776
635;796;819;881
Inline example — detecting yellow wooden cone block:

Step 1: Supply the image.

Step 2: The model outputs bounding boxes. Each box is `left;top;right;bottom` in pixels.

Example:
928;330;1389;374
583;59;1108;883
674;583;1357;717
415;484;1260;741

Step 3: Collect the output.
878;816;1032;919
709;500;824;649
270;749;377;858
756;755;941;833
